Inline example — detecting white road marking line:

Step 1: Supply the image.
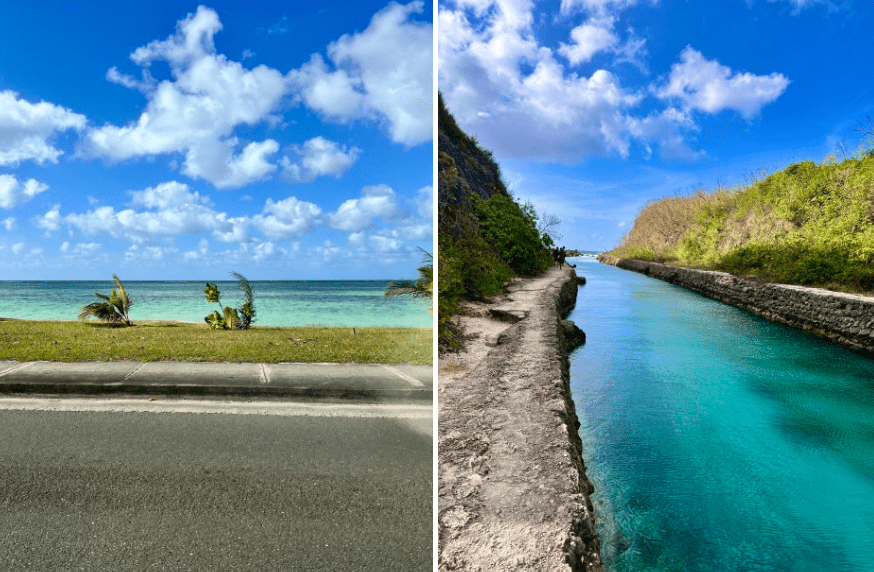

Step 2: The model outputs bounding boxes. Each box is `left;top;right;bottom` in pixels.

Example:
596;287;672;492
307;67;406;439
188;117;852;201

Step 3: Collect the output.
0;361;36;378
0;397;432;419
381;364;424;387
258;363;269;384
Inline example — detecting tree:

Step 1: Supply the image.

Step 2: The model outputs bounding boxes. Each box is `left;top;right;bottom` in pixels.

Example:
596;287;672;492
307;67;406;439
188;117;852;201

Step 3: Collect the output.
536;211;562;250
384;249;433;314
204;271;256;329
78;274;132;326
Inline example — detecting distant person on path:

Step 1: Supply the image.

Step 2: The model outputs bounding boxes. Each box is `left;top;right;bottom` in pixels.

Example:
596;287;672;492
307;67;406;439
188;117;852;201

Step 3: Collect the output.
552;247;566;269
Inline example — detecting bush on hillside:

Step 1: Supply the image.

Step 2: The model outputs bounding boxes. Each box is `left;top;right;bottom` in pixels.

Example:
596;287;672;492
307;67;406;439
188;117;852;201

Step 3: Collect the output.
608;154;874;293
474;194;552;276
438;231;514;349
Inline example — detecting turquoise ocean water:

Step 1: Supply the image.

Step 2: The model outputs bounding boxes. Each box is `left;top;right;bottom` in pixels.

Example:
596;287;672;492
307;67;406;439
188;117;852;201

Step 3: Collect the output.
0;281;431;328
568;258;874;572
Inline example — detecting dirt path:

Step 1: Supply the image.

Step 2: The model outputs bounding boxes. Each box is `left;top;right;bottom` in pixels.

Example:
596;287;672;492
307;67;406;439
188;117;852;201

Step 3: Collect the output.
438;266;602;571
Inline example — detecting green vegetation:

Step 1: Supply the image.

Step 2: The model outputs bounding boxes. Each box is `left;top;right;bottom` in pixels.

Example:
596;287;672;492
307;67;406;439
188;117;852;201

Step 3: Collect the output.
438;94;554;349
474;195;553;276
204;272;256;329
608;154;874;294
78;274;133;326
384;249;433;315
0;320;432;365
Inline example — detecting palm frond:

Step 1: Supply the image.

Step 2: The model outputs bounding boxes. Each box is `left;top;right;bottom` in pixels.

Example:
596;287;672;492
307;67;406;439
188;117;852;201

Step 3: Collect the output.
78;275;132;325
231;271;255;329
384;280;430;298
383;250;433;307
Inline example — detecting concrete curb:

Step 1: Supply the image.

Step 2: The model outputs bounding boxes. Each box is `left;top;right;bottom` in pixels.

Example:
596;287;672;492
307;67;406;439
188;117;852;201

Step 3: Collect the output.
0;360;433;403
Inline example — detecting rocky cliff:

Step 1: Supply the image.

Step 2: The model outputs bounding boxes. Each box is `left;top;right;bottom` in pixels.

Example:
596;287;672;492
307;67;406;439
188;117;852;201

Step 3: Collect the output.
437;94;509;212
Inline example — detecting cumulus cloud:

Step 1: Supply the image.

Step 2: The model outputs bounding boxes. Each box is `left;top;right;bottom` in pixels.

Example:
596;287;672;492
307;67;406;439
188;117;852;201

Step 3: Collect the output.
328;184;401;232
2;217;14;231
83;6;287;188
83;4;429;187
35;204;62;233
287;1;432;146
280;136;360;183
439;0;662;161
558;18;619;65
0;91;86;167
253;196;323;240
39;181;250;244
656;47;789;118
0;175;49;209
440;0;788;162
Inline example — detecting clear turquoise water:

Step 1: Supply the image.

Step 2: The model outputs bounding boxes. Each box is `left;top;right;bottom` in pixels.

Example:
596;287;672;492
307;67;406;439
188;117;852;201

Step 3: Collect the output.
0;281;431;328
568;258;874;572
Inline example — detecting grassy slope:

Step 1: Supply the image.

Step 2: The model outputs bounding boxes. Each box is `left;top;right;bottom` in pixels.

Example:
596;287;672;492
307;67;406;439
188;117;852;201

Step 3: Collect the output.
607;155;874;294
0;321;432;365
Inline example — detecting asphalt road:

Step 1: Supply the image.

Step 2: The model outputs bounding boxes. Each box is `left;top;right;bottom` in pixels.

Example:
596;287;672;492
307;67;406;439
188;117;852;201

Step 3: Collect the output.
0;398;432;571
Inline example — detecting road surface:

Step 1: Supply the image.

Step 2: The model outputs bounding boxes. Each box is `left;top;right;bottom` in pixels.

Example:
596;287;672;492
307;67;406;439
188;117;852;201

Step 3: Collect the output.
0;397;432;571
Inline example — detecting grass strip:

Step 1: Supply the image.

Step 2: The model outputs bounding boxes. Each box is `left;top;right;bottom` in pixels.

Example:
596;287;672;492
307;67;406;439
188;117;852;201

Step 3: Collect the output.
0;321;432;365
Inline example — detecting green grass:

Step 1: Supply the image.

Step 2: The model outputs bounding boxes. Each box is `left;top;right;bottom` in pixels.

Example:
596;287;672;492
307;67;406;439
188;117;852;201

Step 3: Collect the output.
0;320;432;365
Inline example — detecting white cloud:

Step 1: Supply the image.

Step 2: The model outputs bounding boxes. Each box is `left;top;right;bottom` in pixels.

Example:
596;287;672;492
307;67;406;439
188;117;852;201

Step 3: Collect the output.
288;1;432;146
2;217;14;231
315;240;343;261
440;1;787;162
129;180;211;210
83;6;287;188
252;240;277;261
11;242;25;256
656;47;789;118
60;241;102;257
414;185;433;220
253;196;323;241
0;175;49;209
182;138;279;189
558;19;619;65
125;244;178;262
328;184;400;232
439;0;657;161
280;136;360;183
346;230;422;265
0;91;86;167
36;204;62;233
41;181;257;244
626;107;702;161
559;0;652;16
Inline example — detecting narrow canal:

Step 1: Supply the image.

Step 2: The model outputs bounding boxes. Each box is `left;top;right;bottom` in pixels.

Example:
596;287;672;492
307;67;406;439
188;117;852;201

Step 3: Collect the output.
568;258;874;572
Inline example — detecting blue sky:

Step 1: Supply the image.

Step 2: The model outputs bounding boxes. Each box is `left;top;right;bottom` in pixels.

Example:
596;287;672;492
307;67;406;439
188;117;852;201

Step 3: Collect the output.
0;1;432;279
438;0;874;251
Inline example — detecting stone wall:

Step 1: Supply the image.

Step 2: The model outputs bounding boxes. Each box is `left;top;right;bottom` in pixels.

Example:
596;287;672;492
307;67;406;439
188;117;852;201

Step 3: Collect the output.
611;258;874;354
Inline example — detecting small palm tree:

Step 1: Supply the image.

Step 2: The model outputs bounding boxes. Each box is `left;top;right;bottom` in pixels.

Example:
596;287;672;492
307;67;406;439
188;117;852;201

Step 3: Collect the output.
384;250;433;314
203;271;255;330
78;274;132;326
